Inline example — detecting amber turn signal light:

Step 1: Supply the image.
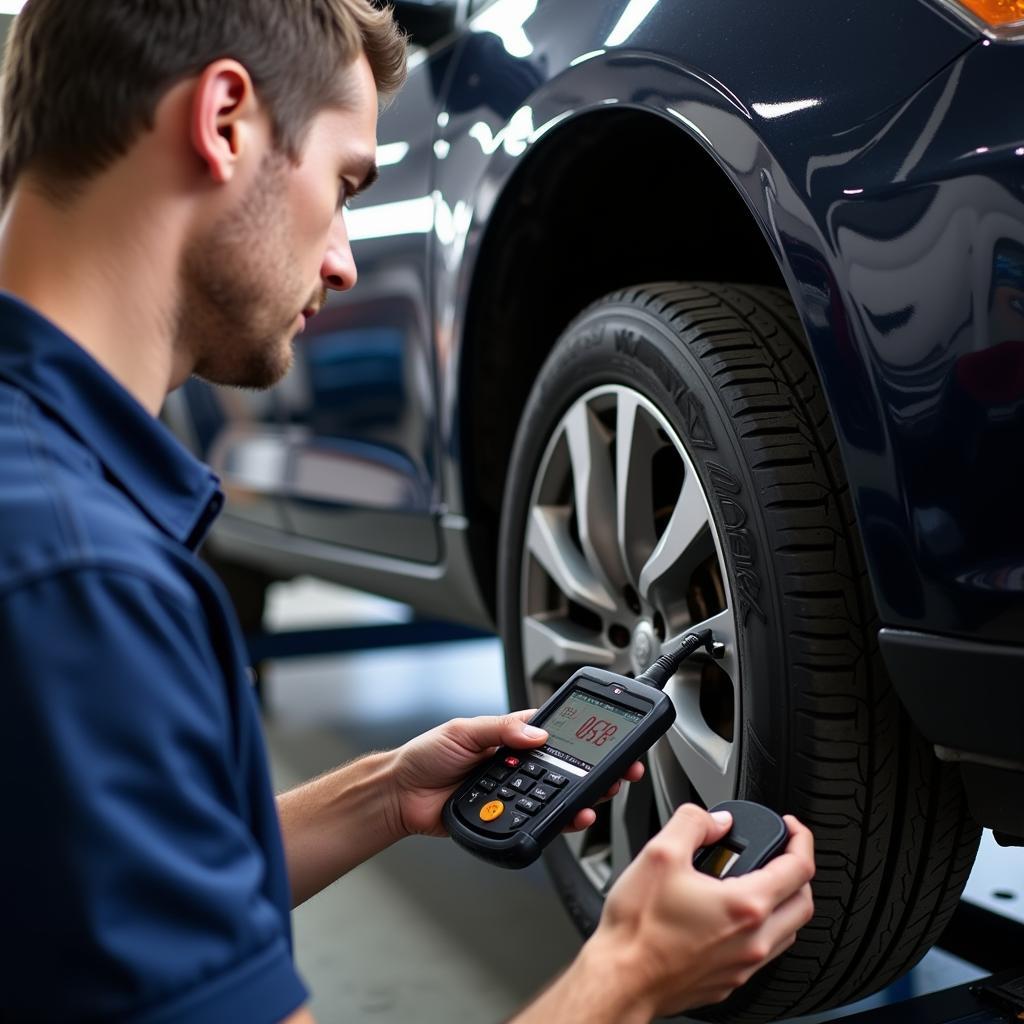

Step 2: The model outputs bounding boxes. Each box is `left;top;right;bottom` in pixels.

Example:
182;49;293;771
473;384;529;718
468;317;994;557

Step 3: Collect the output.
954;0;1024;26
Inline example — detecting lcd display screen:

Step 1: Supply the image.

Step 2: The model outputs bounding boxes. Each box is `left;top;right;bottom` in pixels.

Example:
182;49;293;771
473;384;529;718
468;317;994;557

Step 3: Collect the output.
543;690;644;770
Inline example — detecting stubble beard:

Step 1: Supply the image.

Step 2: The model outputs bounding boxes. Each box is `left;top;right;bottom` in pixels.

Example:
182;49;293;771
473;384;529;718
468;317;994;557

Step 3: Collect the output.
180;151;311;391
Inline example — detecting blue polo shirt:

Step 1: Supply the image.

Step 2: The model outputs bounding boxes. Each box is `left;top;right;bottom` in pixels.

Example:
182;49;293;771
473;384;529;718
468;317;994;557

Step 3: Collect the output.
0;293;308;1022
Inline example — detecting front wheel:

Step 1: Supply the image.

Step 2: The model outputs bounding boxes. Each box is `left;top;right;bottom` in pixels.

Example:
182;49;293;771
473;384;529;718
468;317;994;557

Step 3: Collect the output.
497;283;980;1021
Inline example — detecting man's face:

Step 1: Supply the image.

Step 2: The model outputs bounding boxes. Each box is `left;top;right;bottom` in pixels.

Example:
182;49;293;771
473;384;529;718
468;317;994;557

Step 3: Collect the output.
182;56;379;389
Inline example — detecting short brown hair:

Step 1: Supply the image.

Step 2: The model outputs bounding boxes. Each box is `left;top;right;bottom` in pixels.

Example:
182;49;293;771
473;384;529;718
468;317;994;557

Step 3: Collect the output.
0;0;407;204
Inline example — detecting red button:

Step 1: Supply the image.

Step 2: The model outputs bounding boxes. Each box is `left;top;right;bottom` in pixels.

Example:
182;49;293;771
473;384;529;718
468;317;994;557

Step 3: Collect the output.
504;756;520;767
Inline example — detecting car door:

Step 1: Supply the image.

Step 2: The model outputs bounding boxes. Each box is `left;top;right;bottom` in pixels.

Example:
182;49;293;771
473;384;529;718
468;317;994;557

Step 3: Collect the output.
275;5;463;564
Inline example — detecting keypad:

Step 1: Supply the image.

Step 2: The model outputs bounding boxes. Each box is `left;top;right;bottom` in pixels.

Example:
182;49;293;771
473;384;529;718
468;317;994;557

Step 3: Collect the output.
460;753;580;834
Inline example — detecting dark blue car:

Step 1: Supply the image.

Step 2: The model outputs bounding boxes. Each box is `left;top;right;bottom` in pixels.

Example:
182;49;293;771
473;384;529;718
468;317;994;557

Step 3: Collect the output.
168;1;1024;1018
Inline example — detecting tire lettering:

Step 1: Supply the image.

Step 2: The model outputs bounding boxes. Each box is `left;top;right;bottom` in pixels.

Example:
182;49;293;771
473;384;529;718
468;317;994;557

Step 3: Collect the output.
683;392;715;449
614;329;678;399
707;461;767;624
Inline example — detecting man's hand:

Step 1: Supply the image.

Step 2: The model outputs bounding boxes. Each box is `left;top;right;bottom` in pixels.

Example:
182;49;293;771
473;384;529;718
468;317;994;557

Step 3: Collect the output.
511;805;815;1024
595;806;815;1017
389;710;644;838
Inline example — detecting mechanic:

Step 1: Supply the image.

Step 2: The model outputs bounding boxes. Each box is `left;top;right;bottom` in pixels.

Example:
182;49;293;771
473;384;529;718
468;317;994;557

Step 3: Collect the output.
0;2;815;1022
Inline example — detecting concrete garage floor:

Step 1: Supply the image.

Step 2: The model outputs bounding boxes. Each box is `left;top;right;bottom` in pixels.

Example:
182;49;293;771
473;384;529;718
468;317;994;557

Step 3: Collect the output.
260;579;1006;1024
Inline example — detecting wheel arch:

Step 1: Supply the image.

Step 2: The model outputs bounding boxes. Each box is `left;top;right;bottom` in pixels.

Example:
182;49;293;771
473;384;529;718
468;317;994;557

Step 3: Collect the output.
456;102;798;617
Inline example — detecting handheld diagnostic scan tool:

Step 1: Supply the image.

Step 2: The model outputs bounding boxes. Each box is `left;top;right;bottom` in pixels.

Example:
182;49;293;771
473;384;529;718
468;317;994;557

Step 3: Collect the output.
443;630;715;869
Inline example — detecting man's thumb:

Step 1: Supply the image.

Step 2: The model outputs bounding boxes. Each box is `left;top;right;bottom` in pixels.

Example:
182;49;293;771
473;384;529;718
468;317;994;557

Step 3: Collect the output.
503;711;548;748
666;803;733;854
453;712;546;752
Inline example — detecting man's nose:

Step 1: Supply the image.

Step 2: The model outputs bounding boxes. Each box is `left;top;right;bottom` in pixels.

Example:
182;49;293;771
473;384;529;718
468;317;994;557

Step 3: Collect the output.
321;214;357;292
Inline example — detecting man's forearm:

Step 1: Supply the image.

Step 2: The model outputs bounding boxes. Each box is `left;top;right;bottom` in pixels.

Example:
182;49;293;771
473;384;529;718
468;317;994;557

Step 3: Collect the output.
277;749;405;907
508;936;655;1024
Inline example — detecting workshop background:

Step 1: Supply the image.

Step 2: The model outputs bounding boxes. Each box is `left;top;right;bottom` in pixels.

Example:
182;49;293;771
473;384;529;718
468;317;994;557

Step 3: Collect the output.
1;5;1019;1023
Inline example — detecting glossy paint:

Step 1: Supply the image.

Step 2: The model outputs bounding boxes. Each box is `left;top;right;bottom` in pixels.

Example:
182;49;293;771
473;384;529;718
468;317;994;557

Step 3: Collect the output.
195;0;1024;647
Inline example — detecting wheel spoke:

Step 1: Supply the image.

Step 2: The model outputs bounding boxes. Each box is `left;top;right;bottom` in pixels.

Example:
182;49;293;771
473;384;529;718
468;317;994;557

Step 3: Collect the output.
648;750;682;824
607;778;653;890
522;615;614;679
565;401;627;591
528;506;618;616
615;392;660;586
662;669;737;809
638;467;711;602
563;825;612;891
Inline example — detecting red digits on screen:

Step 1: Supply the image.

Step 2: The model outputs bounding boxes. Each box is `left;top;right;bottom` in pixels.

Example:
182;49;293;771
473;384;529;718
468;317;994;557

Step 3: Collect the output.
575;716;618;746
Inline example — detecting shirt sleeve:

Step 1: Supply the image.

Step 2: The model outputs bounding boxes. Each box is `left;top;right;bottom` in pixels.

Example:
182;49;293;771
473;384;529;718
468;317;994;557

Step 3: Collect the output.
0;564;308;1023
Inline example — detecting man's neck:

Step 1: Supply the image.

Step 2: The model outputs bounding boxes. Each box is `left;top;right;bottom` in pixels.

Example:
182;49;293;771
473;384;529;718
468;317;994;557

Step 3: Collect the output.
0;175;188;417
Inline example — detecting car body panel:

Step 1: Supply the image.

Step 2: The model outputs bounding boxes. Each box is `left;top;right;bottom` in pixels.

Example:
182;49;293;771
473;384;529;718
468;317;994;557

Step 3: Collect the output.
187;0;1024;774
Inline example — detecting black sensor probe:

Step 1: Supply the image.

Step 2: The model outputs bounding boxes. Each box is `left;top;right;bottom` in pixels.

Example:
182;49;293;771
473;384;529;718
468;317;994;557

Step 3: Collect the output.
634;628;714;689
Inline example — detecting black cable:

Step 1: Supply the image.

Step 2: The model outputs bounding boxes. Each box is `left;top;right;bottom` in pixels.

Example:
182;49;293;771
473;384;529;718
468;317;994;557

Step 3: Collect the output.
636;628;714;690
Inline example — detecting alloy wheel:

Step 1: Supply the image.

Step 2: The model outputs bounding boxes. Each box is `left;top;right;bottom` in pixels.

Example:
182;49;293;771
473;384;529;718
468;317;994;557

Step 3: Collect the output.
519;384;740;892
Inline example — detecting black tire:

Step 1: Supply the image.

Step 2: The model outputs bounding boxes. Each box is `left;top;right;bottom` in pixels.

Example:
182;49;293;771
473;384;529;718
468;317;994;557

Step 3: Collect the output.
496;283;980;1021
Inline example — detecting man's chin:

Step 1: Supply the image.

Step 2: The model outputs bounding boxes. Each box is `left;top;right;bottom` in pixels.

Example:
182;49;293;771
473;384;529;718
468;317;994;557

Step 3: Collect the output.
193;340;295;391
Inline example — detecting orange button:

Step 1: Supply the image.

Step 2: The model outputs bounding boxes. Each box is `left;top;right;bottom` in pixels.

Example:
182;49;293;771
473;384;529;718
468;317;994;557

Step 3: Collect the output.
479;800;504;822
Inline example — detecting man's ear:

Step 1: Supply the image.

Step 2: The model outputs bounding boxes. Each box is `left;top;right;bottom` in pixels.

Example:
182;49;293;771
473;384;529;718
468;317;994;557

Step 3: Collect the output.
190;60;260;185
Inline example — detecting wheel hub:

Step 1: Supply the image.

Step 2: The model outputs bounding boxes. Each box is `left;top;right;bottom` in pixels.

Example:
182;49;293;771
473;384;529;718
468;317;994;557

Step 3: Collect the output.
629;620;659;676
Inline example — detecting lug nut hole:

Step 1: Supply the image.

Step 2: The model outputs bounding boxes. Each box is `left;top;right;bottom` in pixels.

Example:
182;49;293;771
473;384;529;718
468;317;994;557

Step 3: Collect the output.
608;624;630;649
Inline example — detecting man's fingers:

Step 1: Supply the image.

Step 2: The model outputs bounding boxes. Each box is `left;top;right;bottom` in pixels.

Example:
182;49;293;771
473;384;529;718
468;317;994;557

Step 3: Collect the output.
652;803;734;857
754;883;815;964
566;808;597;832
598;781;622;802
562;764;644;829
782;815;815;864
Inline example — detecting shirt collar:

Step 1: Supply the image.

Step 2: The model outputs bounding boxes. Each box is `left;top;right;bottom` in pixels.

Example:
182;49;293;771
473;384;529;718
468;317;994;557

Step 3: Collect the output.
0;292;223;550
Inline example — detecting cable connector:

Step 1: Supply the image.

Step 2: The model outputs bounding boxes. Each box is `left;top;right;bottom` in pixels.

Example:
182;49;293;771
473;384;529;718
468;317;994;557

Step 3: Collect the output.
636;628;715;690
